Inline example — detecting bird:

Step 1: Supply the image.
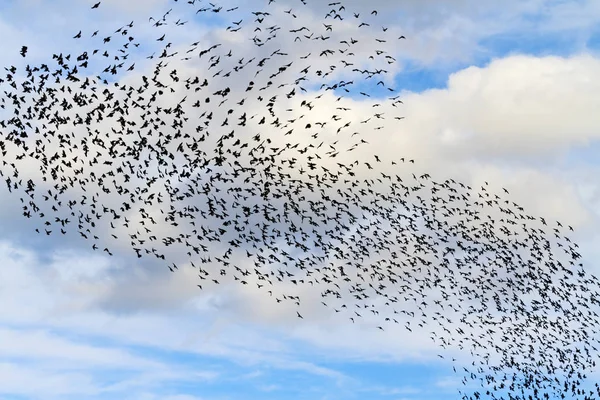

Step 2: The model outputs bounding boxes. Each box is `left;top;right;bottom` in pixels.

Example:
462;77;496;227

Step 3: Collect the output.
0;2;597;399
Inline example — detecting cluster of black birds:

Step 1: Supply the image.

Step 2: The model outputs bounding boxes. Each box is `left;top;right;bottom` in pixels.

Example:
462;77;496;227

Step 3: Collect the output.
2;0;600;399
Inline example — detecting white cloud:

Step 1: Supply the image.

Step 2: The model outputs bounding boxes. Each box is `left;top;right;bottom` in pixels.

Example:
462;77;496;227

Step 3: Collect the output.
440;54;600;153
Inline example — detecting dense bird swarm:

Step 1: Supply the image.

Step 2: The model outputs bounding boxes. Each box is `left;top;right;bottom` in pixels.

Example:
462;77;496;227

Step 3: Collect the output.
1;1;600;399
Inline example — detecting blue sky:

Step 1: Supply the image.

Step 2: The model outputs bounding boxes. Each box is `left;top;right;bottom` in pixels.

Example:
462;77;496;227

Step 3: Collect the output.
1;0;600;399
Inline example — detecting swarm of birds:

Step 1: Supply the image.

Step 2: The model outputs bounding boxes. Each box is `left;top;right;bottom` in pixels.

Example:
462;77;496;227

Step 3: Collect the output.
1;0;600;399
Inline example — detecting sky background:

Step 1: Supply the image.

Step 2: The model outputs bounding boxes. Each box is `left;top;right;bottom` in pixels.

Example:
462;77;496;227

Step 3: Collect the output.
1;0;600;399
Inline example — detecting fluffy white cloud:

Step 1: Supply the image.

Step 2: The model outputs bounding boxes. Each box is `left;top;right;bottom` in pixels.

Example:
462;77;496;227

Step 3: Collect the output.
431;54;600;155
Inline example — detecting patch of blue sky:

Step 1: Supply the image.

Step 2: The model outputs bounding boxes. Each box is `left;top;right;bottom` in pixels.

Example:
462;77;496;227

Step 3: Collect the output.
392;60;453;94
322;64;454;101
77;332;463;399
379;64;450;95
322;359;459;399
0;396;30;400
585;24;600;53
192;9;232;29
563;139;600;168
476;27;595;62
0;0;27;15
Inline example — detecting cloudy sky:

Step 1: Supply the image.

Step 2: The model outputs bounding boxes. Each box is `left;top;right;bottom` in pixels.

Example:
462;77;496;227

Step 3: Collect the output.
1;0;600;399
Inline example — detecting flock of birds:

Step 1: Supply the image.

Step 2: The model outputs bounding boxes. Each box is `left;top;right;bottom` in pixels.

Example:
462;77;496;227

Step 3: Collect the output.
2;0;600;399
